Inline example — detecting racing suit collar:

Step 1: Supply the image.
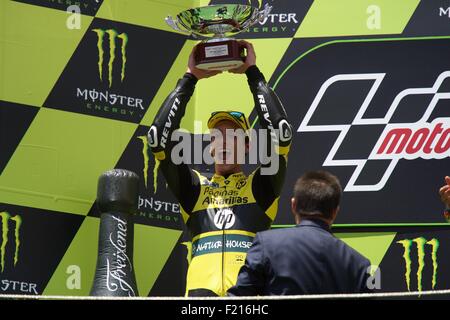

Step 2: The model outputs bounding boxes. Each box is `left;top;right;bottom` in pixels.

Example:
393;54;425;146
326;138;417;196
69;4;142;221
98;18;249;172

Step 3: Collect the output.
212;172;246;181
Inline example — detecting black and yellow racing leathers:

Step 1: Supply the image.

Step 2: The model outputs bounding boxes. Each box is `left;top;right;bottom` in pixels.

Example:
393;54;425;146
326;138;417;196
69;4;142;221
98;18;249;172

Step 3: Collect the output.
147;66;292;296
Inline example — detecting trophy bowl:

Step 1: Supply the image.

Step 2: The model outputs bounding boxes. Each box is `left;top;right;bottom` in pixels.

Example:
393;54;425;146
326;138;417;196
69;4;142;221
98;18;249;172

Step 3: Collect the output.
166;4;272;71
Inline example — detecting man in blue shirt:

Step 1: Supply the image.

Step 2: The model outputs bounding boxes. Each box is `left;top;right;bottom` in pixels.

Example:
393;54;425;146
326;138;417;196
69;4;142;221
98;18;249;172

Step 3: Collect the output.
228;170;372;295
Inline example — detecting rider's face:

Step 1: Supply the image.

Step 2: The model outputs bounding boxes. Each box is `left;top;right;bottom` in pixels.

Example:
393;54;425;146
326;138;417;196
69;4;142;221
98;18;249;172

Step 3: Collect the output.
210;120;248;168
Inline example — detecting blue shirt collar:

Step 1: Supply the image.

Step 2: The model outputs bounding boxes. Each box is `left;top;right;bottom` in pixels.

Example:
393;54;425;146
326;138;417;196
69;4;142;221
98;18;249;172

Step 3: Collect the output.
296;218;331;232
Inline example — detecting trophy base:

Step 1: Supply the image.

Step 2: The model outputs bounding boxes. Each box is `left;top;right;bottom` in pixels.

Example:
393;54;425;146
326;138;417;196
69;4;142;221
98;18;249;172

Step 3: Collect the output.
195;40;245;71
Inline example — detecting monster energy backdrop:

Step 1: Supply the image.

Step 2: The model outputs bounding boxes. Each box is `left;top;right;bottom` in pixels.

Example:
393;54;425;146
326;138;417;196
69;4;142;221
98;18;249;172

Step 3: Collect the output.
0;0;449;297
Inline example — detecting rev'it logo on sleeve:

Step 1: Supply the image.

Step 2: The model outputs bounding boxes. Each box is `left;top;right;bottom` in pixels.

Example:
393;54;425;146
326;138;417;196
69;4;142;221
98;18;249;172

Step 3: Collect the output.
397;238;439;293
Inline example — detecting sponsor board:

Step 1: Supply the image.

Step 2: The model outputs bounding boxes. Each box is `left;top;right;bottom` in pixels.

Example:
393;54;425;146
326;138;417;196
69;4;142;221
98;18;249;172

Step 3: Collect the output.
275;37;450;224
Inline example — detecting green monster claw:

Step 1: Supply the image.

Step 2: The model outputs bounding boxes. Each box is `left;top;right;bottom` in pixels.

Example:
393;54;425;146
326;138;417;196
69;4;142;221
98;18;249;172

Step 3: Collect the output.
0;212;21;272
117;33;128;83
413;237;427;294
106;29;118;88
92;29;105;82
138;135;160;193
426;238;439;290
137;136;149;189
0;212;10;273
10;215;21;267
397;239;412;291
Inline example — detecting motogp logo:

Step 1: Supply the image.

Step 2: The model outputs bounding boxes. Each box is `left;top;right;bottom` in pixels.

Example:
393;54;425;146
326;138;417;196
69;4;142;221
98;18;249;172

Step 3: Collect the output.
298;71;450;192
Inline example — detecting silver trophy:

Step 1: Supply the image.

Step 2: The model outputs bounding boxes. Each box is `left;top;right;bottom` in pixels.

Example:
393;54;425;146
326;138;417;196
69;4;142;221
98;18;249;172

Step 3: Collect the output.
166;3;272;71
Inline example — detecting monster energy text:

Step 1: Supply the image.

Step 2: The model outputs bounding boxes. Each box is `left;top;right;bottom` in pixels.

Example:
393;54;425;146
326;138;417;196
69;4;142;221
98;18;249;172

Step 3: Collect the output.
138;196;180;214
245;12;298;33
1;279;38;295
137;196;181;223
137;211;180;223
76;89;143;109
92;28;128;87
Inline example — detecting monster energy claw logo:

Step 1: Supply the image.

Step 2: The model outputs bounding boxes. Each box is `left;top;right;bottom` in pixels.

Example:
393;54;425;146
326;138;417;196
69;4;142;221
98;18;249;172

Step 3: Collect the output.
137;135;161;193
92;29;128;87
397;237;439;293
0;212;22;273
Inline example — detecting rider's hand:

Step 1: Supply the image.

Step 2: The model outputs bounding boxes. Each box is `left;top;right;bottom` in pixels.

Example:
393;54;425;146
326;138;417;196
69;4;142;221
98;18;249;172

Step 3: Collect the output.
439;176;450;208
228;40;256;74
187;44;222;80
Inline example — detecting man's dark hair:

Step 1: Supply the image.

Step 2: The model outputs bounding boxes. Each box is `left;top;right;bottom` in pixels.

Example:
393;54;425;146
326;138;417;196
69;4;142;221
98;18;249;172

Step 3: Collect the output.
293;170;342;220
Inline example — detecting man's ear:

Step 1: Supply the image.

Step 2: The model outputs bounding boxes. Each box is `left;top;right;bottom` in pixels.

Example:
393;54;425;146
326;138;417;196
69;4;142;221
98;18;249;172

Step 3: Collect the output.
209;135;215;158
291;197;301;224
291;197;297;216
330;206;340;223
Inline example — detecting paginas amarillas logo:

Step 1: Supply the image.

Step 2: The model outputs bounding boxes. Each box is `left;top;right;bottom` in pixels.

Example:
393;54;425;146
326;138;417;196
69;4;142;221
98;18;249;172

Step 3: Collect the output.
0;212;22;272
397;237;439;293
92;29;128;87
298;71;450;192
